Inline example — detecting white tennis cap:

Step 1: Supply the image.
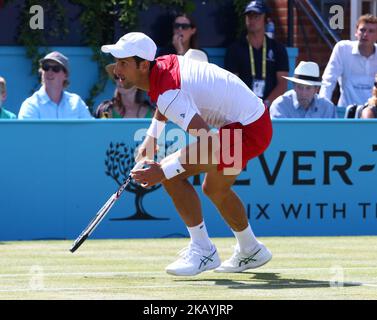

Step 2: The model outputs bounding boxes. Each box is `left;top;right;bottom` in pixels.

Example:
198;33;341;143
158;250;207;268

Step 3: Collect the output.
101;32;157;61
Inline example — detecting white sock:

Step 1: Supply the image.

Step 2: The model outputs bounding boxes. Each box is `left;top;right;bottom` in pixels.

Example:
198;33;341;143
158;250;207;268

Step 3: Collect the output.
232;224;261;253
187;221;213;251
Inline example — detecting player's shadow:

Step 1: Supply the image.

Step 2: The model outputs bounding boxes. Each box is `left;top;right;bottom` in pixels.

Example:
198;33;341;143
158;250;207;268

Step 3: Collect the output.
175;272;362;290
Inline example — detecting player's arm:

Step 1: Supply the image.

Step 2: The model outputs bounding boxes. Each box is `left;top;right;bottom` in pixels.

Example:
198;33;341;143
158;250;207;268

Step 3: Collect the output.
156;89;215;146
131;112;216;187
135;109;168;162
153;90;219;179
132;90;216;186
154;108;168;122
178;113;218;167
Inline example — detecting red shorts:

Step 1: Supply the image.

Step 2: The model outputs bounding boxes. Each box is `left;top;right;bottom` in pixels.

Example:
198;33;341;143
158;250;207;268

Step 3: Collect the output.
217;107;272;172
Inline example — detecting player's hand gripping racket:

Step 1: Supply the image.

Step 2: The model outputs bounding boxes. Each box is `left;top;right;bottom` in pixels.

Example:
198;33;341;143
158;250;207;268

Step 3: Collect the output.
69;160;145;253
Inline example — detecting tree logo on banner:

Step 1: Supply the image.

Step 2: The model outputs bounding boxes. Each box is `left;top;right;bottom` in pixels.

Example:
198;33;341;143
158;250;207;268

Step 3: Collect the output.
104;142;173;220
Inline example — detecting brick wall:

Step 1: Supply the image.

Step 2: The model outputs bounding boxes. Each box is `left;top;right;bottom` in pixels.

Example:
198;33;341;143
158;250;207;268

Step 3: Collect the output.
269;0;351;72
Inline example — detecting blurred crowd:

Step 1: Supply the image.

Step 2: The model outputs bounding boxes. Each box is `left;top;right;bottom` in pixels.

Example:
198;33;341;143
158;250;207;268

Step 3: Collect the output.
1;0;377;120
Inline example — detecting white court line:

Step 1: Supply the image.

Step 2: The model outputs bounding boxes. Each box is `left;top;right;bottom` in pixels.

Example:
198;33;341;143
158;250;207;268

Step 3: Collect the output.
0;266;376;279
362;283;377;287
1;282;377;294
0;271;164;278
0;285;184;293
1;266;376;294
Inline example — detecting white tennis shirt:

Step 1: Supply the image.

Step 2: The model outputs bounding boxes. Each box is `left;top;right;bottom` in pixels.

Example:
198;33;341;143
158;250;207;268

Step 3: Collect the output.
148;54;265;130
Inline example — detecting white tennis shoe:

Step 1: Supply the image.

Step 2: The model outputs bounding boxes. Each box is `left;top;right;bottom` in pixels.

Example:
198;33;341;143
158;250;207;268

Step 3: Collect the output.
165;243;221;276
215;243;272;273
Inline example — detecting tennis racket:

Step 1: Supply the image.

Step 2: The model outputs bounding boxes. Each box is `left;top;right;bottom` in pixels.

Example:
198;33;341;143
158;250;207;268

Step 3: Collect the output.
69;161;145;253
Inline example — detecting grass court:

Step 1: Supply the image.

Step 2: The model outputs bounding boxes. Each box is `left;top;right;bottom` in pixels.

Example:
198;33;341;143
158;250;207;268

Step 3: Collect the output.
1;236;376;300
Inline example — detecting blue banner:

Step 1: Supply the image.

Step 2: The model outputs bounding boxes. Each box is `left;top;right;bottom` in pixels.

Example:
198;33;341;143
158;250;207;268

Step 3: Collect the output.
0;119;377;240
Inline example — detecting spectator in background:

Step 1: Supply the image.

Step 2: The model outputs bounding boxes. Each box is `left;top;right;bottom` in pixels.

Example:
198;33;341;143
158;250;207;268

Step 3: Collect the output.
270;61;336;118
18;51;92;119
95;63;154;118
0;76;16;119
225;0;289;107
320;14;377;107
157;12;208;60
361;74;377;118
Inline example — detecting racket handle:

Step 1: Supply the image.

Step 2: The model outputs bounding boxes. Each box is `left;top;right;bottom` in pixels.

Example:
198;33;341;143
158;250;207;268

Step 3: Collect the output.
131;159;146;172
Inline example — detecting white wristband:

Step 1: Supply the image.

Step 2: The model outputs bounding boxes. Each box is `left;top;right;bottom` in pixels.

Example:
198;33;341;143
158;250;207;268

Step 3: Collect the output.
161;157;186;180
146;118;166;139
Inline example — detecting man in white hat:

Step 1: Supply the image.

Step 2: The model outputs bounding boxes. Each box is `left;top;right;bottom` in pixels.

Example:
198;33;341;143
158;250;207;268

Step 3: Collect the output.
269;61;336;118
102;32;273;276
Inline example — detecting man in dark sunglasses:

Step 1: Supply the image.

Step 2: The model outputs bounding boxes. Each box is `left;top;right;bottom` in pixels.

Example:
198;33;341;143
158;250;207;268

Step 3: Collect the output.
18;51;92;119
41;63;66;73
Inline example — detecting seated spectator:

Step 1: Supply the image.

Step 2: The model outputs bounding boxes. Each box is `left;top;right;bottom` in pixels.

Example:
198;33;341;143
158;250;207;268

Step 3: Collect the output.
361;74;377;118
320;14;377;107
225;0;289;107
157;12;208;60
18;51;92;119
94;63;154;118
0;76;16;119
270;61;336;118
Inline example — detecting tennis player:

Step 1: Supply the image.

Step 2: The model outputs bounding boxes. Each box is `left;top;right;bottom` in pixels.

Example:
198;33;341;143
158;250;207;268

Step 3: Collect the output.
101;32;273;276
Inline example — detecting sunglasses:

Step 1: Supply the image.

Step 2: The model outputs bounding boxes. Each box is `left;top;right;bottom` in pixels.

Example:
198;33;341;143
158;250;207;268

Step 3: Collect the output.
375;81;377;87
41;64;65;73
173;23;192;30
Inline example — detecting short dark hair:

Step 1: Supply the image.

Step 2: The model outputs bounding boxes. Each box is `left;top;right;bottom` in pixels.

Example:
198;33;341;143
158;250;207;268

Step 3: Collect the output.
357;14;377;28
133;56;145;67
133;56;156;70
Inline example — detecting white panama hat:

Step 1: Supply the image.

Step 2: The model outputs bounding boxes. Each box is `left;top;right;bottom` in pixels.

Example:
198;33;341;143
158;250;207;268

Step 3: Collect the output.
283;61;323;86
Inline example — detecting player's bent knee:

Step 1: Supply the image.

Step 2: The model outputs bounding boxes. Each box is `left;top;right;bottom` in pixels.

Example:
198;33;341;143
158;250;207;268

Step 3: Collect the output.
162;176;188;194
202;182;230;199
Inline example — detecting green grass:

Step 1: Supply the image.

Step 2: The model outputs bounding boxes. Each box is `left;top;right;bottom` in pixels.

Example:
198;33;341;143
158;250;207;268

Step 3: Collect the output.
0;237;377;300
